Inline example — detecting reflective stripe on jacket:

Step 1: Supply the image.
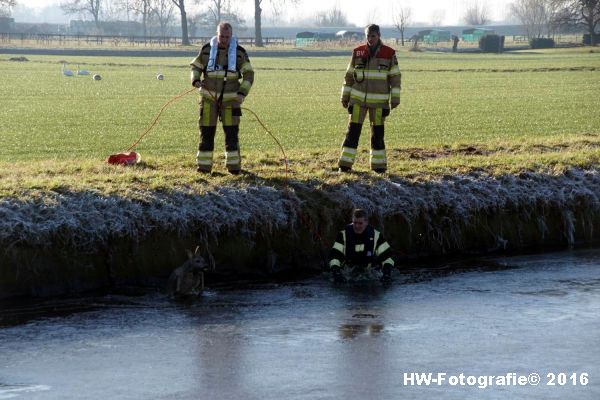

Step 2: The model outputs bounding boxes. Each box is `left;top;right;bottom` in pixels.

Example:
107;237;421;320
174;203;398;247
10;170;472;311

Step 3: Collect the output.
329;224;394;269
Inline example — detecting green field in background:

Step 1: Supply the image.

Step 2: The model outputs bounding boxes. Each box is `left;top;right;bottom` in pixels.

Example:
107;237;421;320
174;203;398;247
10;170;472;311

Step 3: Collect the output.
0;47;599;194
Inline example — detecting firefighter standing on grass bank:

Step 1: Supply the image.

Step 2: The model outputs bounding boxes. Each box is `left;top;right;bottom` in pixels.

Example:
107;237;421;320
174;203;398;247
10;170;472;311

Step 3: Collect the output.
190;22;254;174
329;209;396;283
338;24;401;173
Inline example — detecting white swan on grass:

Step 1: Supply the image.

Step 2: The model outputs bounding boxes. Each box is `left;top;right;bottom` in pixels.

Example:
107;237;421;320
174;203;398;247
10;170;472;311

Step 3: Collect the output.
62;63;74;77
77;64;91;75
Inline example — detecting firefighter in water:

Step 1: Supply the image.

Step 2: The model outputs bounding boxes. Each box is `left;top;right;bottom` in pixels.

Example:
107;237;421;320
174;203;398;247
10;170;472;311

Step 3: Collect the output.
338;24;401;173
329;209;395;283
190;22;254;174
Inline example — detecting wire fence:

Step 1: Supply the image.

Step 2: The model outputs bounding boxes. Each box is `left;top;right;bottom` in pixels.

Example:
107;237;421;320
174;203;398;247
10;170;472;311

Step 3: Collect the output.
0;32;586;51
0;32;287;47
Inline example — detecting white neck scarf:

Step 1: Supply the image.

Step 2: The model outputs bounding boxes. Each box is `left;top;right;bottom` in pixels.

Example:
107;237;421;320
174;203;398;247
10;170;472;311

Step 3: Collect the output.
206;35;238;72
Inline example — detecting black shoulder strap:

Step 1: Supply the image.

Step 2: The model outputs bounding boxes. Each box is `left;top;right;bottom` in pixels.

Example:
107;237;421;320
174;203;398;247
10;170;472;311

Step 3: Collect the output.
218;68;228;106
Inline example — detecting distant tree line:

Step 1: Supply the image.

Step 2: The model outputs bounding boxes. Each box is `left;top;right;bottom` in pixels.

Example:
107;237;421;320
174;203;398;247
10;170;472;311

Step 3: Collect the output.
392;0;598;46
57;0;295;47
463;1;491;25
314;4;349;27
2;0;598;46
510;0;600;43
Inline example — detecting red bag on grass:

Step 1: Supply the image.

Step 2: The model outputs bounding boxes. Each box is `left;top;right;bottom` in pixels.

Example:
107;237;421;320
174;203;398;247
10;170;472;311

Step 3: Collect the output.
106;152;141;165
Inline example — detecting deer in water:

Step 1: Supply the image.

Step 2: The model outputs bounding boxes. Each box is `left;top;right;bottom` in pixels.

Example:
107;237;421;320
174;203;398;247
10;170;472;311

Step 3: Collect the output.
167;246;210;299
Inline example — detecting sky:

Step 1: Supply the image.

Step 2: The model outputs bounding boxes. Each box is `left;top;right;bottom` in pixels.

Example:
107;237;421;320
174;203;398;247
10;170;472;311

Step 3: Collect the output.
16;0;514;26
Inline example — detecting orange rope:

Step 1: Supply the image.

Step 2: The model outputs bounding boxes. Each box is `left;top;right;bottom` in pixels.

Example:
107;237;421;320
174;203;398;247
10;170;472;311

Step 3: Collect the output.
133;84;324;254
121;85;290;181
240;106;322;244
112;81;324;256
241;106;289;182
125;87;197;152
202;84;290;182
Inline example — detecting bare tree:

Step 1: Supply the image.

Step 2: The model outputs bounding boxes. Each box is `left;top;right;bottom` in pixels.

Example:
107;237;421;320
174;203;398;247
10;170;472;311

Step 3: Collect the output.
430;9;446;26
152;0;175;36
265;0;284;24
315;4;349;27
0;0;16;17
393;6;412;46
254;0;299;47
510;0;553;38
581;0;600;39
130;0;152;36
60;0;103;28
463;1;491;25
254;0;262;46
578;0;599;43
202;0;244;29
197;9;245;32
103;0;124;20
115;0;133;22
112;0;138;29
207;0;225;27
187;11;201;36
171;0;190;45
551;0;600;44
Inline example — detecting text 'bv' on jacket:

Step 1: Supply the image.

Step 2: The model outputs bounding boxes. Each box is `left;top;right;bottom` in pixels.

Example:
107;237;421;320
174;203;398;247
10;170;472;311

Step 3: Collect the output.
341;42;401;109
329;225;394;269
190;43;254;103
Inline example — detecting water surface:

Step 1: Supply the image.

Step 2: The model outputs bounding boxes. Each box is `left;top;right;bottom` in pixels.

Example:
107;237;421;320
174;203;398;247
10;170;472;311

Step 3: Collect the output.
1;249;599;399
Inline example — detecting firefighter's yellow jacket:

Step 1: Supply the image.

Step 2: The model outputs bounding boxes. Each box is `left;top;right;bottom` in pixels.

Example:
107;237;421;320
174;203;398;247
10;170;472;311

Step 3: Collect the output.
190;43;254;104
341;42;401;109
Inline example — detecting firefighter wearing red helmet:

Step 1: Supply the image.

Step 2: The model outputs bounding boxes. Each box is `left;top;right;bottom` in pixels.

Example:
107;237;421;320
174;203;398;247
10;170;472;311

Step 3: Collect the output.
338;24;402;173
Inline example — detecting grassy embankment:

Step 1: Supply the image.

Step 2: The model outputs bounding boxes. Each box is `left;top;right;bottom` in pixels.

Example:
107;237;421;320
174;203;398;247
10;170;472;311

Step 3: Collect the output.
0;47;599;198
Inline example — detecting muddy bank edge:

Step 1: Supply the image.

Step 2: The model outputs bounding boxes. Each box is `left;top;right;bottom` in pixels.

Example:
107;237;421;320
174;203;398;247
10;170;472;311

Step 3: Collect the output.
1;168;599;299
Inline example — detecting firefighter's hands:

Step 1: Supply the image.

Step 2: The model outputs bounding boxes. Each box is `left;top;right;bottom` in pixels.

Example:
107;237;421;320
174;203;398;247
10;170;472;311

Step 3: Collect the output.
391;101;400;109
193;81;201;88
237;94;246;104
341;99;349;109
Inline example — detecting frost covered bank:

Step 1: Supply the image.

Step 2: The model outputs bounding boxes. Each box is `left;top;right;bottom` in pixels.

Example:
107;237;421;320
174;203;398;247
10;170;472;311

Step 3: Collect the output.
2;168;600;299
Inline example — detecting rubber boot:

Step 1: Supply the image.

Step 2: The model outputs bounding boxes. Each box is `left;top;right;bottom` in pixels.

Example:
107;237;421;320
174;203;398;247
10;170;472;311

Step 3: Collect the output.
370;125;387;173
338;122;362;171
224;125;241;174
197;126;216;173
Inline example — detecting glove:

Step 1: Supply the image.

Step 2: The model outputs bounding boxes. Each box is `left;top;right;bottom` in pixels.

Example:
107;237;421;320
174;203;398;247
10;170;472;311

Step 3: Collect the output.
331;267;346;283
341;99;349;109
391;101;400;109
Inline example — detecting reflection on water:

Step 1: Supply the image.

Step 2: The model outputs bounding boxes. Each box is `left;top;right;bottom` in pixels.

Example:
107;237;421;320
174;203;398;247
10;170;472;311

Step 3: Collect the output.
559;278;600;293
339;323;384;340
1;249;600;399
0;384;51;399
513;289;570;297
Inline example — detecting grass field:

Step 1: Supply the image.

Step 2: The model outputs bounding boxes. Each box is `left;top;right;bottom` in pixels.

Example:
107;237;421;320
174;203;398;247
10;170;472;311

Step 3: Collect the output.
0;47;599;196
